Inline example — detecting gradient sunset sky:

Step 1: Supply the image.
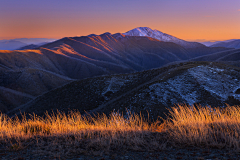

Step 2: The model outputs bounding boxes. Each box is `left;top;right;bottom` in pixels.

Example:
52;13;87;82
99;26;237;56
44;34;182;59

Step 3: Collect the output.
0;0;239;41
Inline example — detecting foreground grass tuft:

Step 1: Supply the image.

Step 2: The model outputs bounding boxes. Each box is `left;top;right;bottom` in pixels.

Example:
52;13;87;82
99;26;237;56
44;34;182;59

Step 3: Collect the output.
0;104;240;158
166;104;240;149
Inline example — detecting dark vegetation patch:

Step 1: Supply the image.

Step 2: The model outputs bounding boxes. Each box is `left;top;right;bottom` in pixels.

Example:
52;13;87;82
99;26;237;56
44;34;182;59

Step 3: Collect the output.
235;88;240;94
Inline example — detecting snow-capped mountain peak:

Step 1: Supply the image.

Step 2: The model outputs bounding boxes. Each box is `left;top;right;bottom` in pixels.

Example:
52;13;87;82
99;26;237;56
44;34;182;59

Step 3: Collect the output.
128;27;156;36
123;27;204;48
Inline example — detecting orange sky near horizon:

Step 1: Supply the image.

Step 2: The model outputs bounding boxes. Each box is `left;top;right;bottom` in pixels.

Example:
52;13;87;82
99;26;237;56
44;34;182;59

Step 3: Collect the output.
0;0;240;42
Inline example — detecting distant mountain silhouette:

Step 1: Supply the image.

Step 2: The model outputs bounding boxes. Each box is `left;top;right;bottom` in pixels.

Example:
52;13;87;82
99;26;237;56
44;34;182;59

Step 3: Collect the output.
201;39;237;46
210;39;240;49
12;38;56;44
0;40;27;50
0;38;56;50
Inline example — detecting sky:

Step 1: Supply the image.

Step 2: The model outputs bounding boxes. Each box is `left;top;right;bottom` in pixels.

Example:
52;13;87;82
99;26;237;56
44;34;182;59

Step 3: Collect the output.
0;0;239;41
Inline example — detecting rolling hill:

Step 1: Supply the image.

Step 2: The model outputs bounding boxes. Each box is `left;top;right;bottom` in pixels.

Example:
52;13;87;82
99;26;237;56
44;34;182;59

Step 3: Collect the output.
8;61;240;119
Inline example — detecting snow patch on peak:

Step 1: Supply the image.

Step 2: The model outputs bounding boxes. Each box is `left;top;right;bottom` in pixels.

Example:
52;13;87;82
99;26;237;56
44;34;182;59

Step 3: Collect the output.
123;27;204;48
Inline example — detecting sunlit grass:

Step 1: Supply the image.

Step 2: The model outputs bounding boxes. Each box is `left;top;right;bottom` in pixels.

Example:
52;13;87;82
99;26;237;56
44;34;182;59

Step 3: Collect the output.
166;104;240;149
0;111;160;138
0;104;240;158
0;110;165;156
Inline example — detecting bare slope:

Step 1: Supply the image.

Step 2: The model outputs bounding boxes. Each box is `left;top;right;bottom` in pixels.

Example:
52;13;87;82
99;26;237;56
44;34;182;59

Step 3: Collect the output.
0;67;72;112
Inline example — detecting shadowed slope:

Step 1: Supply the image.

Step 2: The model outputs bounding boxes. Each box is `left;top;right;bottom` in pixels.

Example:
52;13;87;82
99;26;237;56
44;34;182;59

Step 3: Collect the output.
18;44;39;50
191;49;240;67
0;86;33;113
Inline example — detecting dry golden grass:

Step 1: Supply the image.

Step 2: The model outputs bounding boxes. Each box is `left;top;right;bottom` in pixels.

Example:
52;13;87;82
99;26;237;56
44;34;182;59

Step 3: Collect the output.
0;104;240;158
166;104;240;150
0;111;160;139
0;110;165;157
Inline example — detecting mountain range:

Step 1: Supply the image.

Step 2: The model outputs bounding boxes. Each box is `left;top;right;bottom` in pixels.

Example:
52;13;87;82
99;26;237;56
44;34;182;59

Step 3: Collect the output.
0;38;56;50
1;27;239;118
